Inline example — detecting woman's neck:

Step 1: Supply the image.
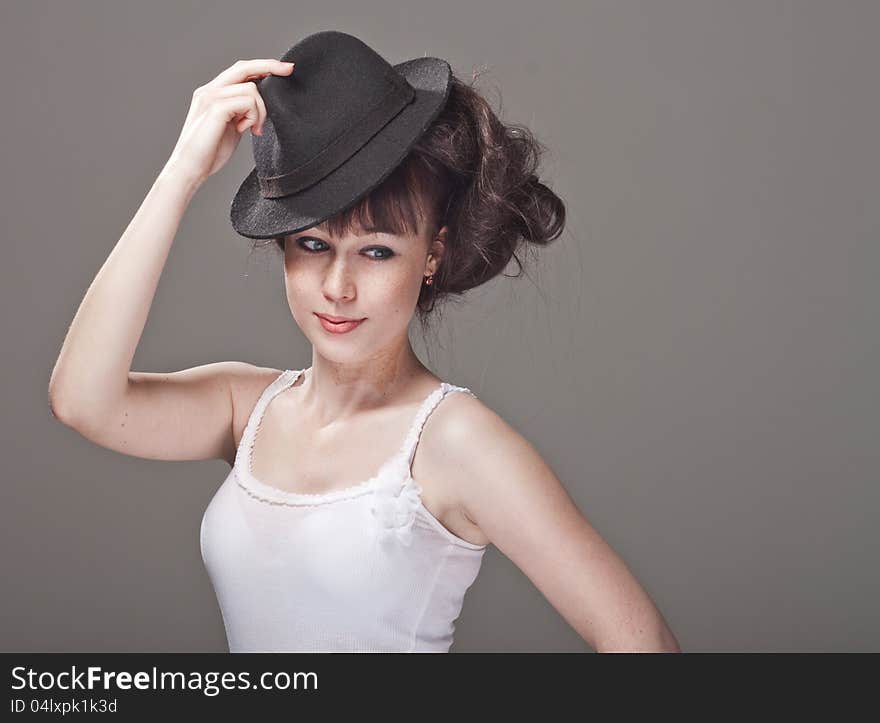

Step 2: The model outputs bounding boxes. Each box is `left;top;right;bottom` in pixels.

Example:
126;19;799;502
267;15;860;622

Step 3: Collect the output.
299;347;435;426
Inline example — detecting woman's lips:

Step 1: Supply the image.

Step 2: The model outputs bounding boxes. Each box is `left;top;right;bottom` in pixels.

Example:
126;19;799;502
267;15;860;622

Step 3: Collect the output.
315;313;366;334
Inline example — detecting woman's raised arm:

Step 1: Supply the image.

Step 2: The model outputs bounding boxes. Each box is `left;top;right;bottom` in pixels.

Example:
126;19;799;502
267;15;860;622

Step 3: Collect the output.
48;59;293;464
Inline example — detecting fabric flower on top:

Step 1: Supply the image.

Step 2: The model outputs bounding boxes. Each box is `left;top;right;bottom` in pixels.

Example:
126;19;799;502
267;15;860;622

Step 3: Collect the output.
370;453;422;547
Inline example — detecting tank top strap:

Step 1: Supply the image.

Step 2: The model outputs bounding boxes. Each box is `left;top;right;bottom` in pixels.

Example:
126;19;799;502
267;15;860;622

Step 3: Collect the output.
399;382;477;468
238;369;302;461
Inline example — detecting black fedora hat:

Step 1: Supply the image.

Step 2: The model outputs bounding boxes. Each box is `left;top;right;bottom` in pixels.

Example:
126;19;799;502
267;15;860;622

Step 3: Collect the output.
230;30;452;240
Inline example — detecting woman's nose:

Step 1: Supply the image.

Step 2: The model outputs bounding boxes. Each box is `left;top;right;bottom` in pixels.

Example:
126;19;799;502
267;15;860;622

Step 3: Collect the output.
322;260;356;300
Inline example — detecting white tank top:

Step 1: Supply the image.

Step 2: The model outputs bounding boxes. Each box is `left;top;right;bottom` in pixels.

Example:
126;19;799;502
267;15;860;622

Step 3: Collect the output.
200;368;488;653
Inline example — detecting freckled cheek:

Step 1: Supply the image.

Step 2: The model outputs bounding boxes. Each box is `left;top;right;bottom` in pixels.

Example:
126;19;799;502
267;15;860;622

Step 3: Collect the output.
375;276;417;315
283;270;310;322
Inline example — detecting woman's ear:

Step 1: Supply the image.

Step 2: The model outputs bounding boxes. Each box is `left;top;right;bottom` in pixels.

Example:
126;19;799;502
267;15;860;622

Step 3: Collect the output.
427;226;447;273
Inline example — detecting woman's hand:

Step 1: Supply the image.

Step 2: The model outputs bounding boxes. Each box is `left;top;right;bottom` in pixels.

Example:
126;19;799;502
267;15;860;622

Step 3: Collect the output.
163;58;294;187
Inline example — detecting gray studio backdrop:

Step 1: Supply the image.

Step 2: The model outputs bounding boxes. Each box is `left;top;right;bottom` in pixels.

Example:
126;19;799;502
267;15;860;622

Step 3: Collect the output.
3;1;877;652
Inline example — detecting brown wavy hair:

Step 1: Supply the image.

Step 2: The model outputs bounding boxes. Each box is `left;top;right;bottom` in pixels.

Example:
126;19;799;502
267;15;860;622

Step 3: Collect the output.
251;68;566;335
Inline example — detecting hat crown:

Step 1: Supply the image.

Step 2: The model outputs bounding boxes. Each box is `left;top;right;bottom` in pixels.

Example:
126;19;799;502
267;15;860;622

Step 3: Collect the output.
252;30;416;196
230;30;452;239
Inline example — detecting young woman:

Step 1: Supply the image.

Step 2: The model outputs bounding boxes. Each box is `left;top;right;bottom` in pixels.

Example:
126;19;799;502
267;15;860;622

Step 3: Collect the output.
48;32;680;653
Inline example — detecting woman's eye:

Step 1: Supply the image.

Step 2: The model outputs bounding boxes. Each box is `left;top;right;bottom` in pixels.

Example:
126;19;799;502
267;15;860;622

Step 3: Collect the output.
297;237;328;253
364;247;395;260
296;237;394;261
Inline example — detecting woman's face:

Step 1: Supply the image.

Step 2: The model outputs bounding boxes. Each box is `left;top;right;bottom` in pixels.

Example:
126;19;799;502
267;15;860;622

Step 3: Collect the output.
282;219;444;364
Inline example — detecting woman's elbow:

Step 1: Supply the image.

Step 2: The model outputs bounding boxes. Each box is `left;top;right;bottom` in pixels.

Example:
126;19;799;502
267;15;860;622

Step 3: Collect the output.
594;622;682;653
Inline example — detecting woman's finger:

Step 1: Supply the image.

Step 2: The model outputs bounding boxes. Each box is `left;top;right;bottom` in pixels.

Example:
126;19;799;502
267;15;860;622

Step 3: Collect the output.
206;58;293;90
210;95;260;133
207;83;268;135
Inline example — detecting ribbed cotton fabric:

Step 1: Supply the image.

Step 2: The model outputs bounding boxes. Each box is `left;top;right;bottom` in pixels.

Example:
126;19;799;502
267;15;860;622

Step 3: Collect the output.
200;368;487;652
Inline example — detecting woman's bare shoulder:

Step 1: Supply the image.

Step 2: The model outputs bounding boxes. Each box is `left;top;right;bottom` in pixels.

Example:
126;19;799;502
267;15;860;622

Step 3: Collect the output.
438;386;512;435
416;387;525;536
226;361;287;391
421;386;517;466
225;362;290;448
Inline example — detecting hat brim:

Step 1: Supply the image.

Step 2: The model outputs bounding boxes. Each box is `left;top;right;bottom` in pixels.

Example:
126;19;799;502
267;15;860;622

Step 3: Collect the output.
229;56;451;240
